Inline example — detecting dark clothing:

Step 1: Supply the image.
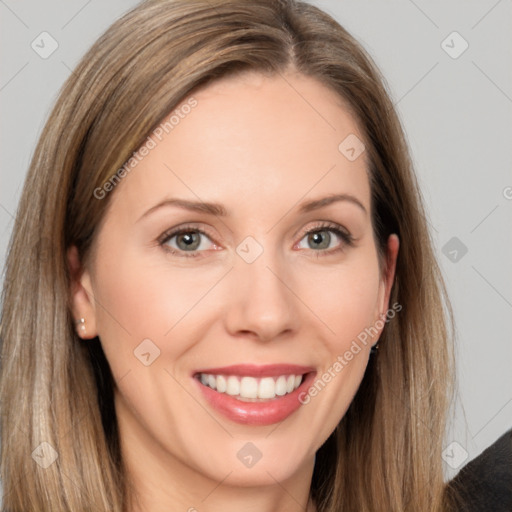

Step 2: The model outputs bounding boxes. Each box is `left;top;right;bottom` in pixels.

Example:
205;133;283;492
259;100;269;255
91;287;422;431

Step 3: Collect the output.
445;428;512;511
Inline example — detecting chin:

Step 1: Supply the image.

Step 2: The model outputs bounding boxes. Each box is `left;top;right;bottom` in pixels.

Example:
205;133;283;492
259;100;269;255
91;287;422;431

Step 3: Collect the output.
200;436;315;487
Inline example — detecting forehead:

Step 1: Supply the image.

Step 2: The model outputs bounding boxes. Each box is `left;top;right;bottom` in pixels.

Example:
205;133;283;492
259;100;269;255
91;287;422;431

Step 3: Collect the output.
108;70;371;221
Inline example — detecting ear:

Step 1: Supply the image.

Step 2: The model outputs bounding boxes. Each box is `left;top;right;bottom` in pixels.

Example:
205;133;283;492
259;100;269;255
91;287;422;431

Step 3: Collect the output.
67;245;98;339
375;233;400;326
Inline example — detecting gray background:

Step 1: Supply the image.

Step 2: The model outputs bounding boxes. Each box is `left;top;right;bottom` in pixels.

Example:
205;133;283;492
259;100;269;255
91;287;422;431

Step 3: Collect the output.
1;0;511;483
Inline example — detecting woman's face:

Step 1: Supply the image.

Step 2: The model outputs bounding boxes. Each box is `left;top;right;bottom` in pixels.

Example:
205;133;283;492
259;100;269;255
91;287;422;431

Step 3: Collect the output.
70;70;398;490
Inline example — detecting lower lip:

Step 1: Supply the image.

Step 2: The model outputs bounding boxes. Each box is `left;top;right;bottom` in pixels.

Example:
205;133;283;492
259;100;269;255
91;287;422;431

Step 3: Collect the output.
194;372;317;426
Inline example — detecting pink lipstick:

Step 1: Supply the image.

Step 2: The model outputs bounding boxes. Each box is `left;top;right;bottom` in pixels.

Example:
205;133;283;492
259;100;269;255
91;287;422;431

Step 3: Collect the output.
192;364;316;425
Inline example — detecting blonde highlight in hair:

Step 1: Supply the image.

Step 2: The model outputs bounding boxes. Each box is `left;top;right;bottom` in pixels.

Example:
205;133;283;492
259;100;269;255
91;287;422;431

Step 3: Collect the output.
1;1;456;510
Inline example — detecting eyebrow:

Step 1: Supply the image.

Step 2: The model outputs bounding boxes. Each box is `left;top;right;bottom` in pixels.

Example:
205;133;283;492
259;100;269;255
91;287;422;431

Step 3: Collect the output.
298;193;367;215
138;193;367;221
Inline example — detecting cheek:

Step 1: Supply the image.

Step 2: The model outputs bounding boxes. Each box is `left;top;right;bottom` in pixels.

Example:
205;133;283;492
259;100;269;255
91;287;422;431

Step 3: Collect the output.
298;257;380;432
91;243;228;374
305;251;382;352
302;250;381;403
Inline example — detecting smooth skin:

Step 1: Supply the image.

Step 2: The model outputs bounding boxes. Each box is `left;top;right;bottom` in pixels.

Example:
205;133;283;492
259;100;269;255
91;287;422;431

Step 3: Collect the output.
69;69;399;512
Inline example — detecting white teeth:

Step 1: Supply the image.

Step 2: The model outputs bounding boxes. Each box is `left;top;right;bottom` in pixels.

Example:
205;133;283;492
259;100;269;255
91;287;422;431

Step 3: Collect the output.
286;375;295;393
216;375;227;393
275;375;287;396
198;372;304;400
226;376;240;396
258;377;276;399
240;377;258;398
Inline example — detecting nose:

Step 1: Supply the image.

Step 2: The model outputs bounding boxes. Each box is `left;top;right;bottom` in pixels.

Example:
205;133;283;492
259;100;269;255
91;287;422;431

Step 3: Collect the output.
223;245;300;343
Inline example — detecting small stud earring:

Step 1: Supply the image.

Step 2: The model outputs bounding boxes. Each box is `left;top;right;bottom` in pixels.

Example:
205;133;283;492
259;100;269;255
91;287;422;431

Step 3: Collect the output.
76;318;86;336
370;342;380;355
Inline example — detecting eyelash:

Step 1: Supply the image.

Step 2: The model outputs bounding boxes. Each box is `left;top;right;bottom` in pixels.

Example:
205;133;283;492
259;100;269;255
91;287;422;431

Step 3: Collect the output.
157;221;355;259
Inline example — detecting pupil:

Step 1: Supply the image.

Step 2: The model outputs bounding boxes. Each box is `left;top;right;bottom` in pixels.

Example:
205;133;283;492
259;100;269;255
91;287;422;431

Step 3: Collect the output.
179;232;199;249
311;231;329;249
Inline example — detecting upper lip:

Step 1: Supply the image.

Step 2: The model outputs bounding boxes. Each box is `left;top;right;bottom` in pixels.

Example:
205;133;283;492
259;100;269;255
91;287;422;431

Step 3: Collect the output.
193;364;315;378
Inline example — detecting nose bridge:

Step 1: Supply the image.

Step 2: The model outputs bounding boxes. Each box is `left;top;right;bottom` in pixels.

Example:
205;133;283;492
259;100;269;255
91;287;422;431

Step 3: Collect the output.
224;235;298;341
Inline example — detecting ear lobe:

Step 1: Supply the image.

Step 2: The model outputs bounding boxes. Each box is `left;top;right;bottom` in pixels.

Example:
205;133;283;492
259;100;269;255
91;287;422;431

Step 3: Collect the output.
67;245;98;339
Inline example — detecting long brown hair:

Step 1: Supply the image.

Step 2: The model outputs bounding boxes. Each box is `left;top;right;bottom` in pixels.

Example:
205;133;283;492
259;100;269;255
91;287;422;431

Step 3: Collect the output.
0;0;456;510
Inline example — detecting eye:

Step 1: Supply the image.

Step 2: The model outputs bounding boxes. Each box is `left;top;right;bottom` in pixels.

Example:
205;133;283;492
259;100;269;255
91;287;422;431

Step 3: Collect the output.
295;222;355;257
158;224;218;258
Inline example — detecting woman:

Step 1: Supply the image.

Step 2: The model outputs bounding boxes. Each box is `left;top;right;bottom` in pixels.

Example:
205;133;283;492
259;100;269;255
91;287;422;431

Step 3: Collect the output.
0;0;508;510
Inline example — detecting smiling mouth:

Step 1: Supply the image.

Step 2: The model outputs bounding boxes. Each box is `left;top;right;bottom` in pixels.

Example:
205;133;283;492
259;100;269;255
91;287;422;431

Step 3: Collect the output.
192;364;317;425
195;372;305;401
